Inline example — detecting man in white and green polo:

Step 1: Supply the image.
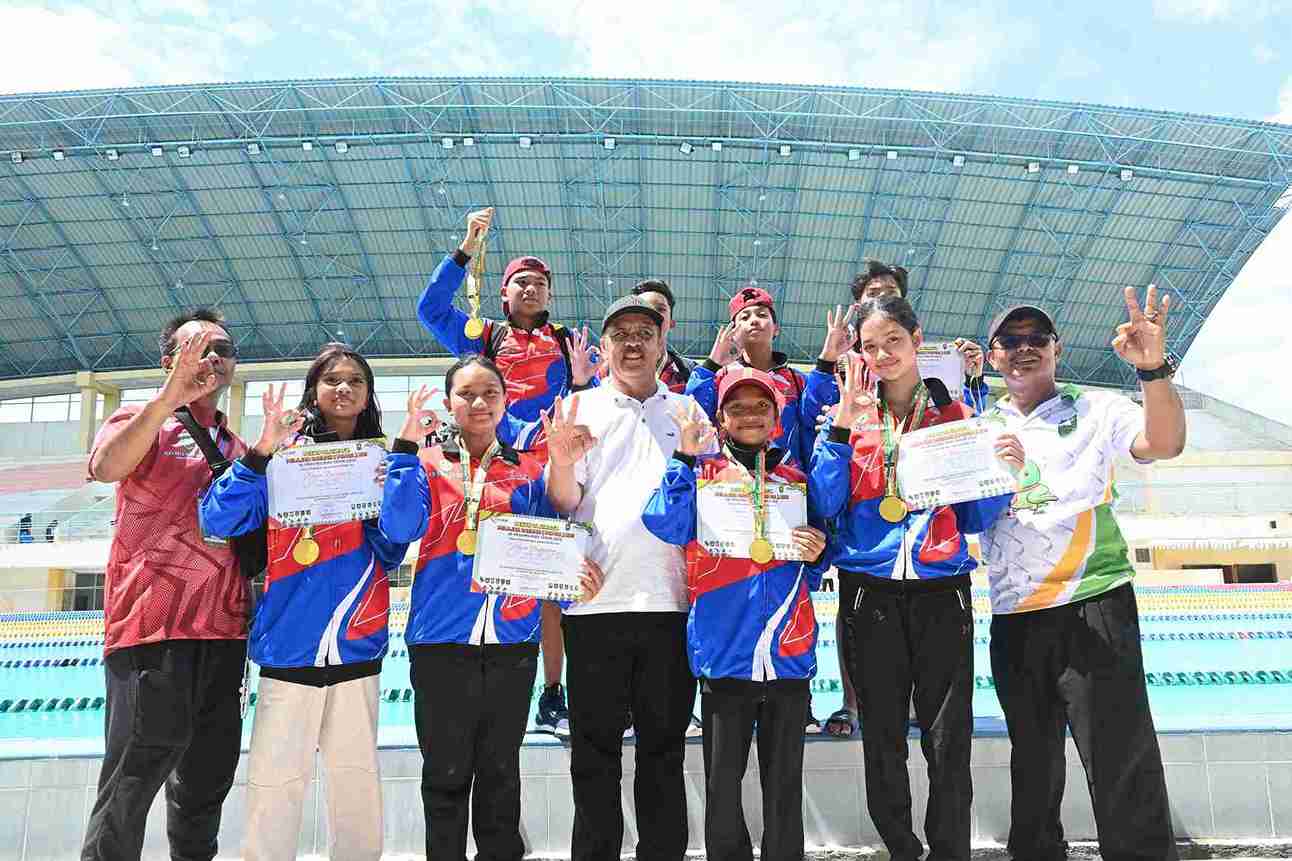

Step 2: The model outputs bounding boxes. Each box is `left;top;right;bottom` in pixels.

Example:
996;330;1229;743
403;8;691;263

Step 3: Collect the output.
980;287;1186;861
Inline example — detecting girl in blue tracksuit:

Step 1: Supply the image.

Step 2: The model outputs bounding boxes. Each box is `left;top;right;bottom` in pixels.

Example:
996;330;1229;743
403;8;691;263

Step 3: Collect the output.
810;296;1025;861
199;344;429;861
642;367;830;861
402;354;604;861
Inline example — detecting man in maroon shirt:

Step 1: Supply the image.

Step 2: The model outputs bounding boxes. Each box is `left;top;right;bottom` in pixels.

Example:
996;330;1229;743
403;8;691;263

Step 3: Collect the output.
81;308;250;861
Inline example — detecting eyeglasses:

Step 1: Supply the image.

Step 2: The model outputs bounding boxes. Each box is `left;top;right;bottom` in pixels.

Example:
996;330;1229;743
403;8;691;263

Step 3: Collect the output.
605;327;659;345
173;339;238;359
992;333;1055;351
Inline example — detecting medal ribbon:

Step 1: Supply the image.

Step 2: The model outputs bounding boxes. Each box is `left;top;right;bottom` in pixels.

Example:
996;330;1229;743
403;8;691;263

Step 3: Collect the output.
878;381;929;501
458;437;502;535
465;238;487;334
724;444;768;544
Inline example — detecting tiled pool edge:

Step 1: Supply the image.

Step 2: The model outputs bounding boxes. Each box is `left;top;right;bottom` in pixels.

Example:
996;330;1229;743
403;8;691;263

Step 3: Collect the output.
2;731;1288;859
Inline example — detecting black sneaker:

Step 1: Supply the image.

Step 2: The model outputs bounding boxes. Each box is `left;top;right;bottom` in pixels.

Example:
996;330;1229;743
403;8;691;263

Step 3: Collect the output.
536;683;571;737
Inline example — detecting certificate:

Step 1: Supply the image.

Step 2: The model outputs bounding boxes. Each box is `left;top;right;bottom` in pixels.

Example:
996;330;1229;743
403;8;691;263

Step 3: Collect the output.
896;418;1018;510
917;342;966;401
472;514;592;602
267;438;386;527
696;479;808;561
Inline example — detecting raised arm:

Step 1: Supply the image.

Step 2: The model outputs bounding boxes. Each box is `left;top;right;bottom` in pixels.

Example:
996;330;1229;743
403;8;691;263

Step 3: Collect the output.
90;330;224;483
1114;285;1186;461
416;208;494;356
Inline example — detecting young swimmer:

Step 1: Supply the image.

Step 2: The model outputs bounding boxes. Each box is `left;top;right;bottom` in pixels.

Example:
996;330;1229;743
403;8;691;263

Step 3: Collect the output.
402;354;605;861
643;367;830;861
200;343;428;861
810;296;1024;861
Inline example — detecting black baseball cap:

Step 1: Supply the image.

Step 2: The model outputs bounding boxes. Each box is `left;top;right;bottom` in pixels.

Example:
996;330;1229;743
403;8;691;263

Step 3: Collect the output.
988;304;1058;344
601;295;664;332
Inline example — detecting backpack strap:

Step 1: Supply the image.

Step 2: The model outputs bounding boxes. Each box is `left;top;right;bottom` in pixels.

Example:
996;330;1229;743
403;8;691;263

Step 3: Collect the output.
551;323;576;392
173;407;231;476
481;320;508;362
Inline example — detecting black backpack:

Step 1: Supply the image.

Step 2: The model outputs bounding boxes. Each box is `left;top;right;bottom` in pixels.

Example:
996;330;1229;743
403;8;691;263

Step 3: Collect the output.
174;407;268;581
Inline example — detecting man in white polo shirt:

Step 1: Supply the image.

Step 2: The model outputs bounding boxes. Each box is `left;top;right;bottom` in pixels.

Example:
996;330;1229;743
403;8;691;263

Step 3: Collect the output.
980;287;1186;861
543;295;711;861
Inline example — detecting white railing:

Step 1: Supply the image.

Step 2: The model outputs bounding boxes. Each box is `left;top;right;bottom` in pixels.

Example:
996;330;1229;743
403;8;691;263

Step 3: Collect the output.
0;508;115;545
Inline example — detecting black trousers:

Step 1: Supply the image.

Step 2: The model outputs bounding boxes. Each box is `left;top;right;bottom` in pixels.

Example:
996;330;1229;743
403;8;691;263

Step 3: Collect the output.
81;638;246;861
990;584;1177;861
700;677;809;861
410;642;539;861
562;611;696;861
840;574;974;861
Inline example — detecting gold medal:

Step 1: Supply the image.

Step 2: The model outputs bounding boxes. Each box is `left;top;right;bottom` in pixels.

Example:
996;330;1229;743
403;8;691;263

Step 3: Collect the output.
878;495;908;523
457;529;478;556
464;317;485;339
749;538;774;564
293;535;320;565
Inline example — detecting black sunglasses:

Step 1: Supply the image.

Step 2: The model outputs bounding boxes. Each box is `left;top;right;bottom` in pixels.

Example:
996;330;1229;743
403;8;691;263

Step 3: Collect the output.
992;333;1056;351
174;339;238;359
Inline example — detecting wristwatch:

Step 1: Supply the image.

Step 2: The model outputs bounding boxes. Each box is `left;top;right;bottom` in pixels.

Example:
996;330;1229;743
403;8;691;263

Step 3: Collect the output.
1136;356;1177;382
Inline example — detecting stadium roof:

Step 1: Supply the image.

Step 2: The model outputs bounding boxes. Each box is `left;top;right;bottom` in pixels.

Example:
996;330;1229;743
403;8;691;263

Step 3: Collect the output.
1;76;1289;388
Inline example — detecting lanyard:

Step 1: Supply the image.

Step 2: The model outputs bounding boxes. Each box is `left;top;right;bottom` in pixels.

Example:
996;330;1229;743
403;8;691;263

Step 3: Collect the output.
724;445;773;564
456;437;501;555
877;381;928;513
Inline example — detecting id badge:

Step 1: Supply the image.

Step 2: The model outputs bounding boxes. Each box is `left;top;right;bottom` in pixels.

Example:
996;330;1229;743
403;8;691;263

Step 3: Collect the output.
197;498;229;547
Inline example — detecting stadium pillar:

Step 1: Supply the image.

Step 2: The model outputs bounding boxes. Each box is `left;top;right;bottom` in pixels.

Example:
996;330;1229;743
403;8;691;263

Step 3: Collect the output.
75;373;120;454
226;381;245;436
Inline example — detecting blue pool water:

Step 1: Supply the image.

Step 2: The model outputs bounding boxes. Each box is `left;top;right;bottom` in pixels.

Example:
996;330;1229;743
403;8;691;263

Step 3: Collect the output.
2;592;1290;755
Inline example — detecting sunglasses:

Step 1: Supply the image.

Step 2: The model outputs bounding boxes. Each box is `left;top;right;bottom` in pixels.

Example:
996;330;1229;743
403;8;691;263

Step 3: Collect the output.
992;333;1055;351
174;339;238;359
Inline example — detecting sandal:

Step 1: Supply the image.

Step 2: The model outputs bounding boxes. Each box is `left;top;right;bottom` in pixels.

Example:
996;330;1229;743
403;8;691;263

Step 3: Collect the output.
824;707;857;738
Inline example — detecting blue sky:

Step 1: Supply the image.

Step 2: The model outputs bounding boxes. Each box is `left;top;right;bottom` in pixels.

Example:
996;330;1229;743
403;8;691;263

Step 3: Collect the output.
1;0;1290;423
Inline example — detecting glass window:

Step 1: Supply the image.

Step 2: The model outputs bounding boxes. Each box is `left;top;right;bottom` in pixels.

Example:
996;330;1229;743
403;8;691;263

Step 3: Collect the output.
375;376;410;393
376;392;406;413
122;387;158;404
32;394;71;423
0;399;32;424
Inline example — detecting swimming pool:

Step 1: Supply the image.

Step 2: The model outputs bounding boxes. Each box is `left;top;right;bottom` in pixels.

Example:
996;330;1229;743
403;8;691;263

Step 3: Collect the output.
1;584;1289;755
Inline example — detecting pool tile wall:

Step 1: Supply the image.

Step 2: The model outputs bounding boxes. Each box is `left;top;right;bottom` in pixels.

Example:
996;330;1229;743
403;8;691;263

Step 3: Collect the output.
0;731;1287;859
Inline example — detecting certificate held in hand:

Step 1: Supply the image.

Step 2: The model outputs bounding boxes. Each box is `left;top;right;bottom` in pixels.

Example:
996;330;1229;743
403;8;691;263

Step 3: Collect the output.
267;438;386;527
472;513;593;602
895;418;1018;510
696;479;809;562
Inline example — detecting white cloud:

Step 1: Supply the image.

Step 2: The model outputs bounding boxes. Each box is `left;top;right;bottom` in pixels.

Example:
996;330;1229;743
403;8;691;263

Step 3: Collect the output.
1271;78;1292;125
0;3;269;95
1151;0;1235;21
1253;43;1277;64
1178;210;1292;428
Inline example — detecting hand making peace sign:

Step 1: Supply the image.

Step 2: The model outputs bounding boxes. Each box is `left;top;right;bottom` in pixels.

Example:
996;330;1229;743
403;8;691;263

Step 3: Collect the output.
1113;284;1171;371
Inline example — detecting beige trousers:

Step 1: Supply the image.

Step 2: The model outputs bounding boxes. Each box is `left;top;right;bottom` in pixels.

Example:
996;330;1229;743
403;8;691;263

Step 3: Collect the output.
243;673;383;860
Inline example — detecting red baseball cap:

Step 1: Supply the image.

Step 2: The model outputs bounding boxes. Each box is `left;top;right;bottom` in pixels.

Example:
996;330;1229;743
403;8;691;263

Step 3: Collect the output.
728;285;776;321
718;367;784;414
501;256;552;289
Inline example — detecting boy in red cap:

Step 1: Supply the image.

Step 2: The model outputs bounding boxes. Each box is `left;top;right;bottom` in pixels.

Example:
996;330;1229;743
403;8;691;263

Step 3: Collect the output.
643;366;829;861
418;207;600;432
687;285;819;471
418;207;595;736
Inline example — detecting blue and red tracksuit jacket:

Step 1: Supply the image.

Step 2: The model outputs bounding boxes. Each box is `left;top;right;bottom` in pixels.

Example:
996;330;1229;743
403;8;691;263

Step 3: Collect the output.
809;395;1011;582
686;353;813;467
198;438;427;670
418;252;597;433
404;439;560;646
641;448;830;682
